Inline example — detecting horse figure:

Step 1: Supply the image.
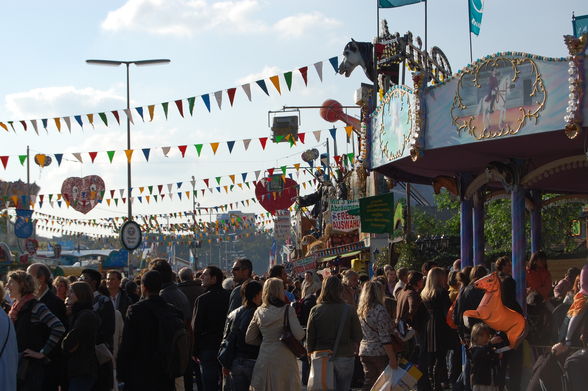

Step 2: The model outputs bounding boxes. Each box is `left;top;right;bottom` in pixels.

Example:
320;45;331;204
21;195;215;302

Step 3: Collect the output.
476;75;512;132
463;272;527;349
339;39;375;82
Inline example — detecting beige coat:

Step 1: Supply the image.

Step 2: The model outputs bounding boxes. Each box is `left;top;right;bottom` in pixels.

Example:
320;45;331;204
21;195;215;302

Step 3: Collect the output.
245;304;305;391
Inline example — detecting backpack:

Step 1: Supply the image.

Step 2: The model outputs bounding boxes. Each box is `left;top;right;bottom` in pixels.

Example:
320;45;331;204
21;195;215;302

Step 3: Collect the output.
155;304;190;378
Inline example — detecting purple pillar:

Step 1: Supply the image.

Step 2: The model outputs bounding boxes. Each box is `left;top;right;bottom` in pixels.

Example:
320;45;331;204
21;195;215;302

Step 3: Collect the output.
460;199;473;267
512;186;527;312
530;190;542;253
473;193;485;266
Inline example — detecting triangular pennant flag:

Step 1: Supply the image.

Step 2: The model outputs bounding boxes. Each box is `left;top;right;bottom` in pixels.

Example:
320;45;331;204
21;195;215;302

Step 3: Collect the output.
227;141;235;154
345;126;353;139
194;144;203;157
142;148;150;161
63;117;72;132
299;66;308;86
294;163;301;172
54;118;61;132
18;155;27;166
281;166;287;175
176;181;183;189
157;185;163;193
41;119;48;130
139;186;145;194
242;139;251;151
161;102;169;119
268;168;274;176
256;80;269;96
229;174;235;184
241;172;247;182
148;185;153;194
298;132;306;143
123;109;134;124
72;153;83;163
269;75;281;94
111;110;120;125
31;120;39;135
314;61;323;82
98;112;108;126
174;100;184;117
241;84;252;101
259;137;268;150
227;88;237;106
329;127;337;140
0;156;9;169
214;91;222;109
284;71;293;91
254;170;261;180
74;115;83;128
329;56;339;73
203;178;210;187
215;177;222;185
162;146;171;157
347;152;355;165
185;97;195;116
86;114;94;128
55;154;63;166
201;94;211;112
167;183;173;193
148;105;155;121
124;149;134;163
89;152;98;163
210;142;220;154
313;130;321;142
135;107;144;121
275;135;284;142
178;145;188;158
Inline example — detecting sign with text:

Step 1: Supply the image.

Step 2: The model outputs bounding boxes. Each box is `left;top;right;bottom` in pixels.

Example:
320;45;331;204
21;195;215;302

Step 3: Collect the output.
359;193;395;233
291;256;317;275
274;209;291;240
330;200;360;232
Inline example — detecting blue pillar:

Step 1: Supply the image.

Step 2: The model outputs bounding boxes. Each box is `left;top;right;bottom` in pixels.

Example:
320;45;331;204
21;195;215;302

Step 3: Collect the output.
473;193;485;266
530;190;542;253
460;199;473;267
512;185;527;312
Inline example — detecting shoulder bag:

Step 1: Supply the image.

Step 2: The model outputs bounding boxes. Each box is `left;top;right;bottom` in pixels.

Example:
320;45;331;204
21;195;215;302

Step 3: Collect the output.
280;305;307;359
307;304;349;391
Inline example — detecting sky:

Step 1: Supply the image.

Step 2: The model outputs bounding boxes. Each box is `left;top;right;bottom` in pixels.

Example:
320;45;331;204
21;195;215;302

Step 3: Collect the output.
0;0;586;238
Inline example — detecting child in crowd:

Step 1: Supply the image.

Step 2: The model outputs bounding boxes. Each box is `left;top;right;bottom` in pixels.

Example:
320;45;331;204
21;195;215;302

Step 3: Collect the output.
469;323;500;391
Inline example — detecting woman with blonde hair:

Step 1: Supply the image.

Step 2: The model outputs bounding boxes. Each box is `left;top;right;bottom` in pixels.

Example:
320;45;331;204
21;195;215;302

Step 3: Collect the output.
421;267;453;391
53;275;70;301
246;277;304;390
357;281;397;390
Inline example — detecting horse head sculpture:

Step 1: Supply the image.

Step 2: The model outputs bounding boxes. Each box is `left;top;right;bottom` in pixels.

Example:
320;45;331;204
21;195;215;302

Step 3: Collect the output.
339;39;376;82
463;272;527;349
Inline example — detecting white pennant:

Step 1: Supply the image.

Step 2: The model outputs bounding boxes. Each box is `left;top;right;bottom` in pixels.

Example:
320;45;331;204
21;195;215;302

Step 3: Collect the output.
72;153;83;163
167;183;173;193
31;120;39;135
242;84;252;101
119;189;125;198
63;117;72;133
314;61;323;82
123;109;134;124
162;146;171;157
214;91;223;109
243;139;251;150
254;170;261;180
169;193;173;200
313;130;321;142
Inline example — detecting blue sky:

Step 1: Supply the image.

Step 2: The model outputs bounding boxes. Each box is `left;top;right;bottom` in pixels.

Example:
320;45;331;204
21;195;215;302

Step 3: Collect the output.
0;0;586;236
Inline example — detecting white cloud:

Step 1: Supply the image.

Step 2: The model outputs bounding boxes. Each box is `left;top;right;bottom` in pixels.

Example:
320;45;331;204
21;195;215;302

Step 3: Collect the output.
236;65;281;85
101;0;341;38
273;11;341;38
5;86;125;119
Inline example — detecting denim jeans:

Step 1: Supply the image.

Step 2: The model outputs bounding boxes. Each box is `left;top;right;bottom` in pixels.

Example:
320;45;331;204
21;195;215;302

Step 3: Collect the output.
68;375;96;391
198;349;221;391
230;357;256;391
332;356;356;391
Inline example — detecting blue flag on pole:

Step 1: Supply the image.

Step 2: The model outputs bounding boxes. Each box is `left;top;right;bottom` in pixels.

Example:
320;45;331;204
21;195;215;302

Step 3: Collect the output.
469;0;485;36
379;0;422;8
573;14;588;37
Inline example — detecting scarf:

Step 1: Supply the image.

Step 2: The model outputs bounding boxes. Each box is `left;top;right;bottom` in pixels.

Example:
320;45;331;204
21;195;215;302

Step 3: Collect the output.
8;293;35;322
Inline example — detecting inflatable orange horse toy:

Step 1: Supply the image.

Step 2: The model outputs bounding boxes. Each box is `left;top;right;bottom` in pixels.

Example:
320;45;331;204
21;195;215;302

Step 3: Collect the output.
463;272;526;349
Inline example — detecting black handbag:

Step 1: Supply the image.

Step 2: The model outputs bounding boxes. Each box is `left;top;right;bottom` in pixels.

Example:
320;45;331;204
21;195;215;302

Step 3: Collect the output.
279;305;307;359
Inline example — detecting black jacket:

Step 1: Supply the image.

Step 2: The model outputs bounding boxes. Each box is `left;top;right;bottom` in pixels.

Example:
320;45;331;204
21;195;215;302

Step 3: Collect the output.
93;293;115;349
117;295;176;391
40;288;67;327
160;283;191;322
192;285;230;354
178;280;205;312
498;272;523;315
62;307;99;378
454;284;485;341
470;345;499;386
111;290;131;318
223;306;259;360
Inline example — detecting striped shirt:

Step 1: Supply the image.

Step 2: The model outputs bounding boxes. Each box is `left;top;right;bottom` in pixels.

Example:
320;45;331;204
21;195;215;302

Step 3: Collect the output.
30;301;65;356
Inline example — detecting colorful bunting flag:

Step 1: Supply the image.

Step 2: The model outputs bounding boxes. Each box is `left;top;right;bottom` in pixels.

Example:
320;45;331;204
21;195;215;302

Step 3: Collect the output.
242;84;252;101
202;94;211;112
269;75;281;94
256;80;269;96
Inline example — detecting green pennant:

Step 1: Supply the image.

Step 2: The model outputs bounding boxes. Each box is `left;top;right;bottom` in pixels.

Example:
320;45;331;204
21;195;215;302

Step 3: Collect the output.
246;182;250;189
18;155;27;165
281;165;287;175
114;199;119;206
195;144;203;157
347;152;355;164
289;138;295;147
154;195;158;202
275;135;284;142
162;102;169;119
98;112;108;126
230;185;234;191
188;97;196;115
49;194;53;201
107;151;115;163
215;177;221;185
284;71;293;91
148;185;153;194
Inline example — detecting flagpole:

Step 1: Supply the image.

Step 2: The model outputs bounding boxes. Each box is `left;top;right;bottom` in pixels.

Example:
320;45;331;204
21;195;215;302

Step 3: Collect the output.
468;0;473;63
424;0;428;55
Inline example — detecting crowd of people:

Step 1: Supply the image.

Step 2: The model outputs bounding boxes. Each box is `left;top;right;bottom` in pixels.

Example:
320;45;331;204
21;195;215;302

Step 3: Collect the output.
0;251;587;391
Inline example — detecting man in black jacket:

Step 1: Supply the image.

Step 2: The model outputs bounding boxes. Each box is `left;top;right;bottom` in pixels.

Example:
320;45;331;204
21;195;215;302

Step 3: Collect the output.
106;270;131;317
118;270;178;391
192;265;230;391
228;258;253;313
178;267;205;311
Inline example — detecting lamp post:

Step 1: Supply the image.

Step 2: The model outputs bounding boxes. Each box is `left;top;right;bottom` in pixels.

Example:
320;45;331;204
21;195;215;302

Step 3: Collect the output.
87;58;170;276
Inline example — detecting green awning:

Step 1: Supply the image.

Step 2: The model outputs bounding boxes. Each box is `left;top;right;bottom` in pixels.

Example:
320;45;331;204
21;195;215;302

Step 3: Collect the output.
320;250;362;262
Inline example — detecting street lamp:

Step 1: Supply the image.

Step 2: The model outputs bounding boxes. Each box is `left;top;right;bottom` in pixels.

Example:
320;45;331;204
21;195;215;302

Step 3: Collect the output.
87;58;170;276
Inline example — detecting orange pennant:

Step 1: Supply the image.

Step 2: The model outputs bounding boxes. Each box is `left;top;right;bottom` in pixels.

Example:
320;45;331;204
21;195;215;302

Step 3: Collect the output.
269;75;281;95
210;142;220;154
148;105;155;121
124;149;134;162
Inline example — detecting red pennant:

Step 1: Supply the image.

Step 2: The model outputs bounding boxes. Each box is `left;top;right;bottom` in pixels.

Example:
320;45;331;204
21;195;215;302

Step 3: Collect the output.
112;110;120;124
0;156;7;169
158;185;163;194
178;145;187;157
110;190;115;198
203;178;209;187
259;137;268;150
227;88;236;106
299;66;308;86
175;100;184;117
89;152;98;163
298;132;305;143
268;168;274;176
334;155;342;165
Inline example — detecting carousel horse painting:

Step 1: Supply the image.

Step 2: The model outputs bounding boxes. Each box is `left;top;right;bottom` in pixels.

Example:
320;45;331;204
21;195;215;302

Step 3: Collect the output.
339;39;376;82
476;74;513;132
463;272;527;349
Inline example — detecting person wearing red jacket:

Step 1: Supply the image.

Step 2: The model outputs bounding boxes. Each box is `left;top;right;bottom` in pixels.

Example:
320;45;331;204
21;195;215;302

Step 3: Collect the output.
526;251;552;300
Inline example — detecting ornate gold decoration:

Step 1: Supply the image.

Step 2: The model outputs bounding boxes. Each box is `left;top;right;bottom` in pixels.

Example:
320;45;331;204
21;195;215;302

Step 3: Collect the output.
563;34;587;139
450;56;547;140
375;86;414;161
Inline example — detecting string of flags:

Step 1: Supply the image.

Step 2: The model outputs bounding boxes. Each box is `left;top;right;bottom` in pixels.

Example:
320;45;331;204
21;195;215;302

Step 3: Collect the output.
0;56;341;135
0;126;355;169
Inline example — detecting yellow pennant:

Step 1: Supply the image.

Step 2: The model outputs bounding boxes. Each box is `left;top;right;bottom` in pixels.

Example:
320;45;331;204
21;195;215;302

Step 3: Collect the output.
345;126;353;138
87;114;94;127
269;75;281;94
0;122;7;132
106;199;111;206
210;142;220;154
229;174;235;184
139;187;144;194
148;105;155;121
124;149;134;162
294;163;300;172
54;118;61;132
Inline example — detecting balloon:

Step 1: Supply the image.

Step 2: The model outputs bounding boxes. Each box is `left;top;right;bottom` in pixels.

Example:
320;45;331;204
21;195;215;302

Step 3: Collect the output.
34;154;52;167
61;175;105;214
255;176;298;215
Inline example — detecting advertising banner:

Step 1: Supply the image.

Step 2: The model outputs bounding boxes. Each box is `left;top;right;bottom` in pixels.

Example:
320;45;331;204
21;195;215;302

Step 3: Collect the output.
274;209;291;240
291;256;317;275
330;200;360;232
359;193;395;234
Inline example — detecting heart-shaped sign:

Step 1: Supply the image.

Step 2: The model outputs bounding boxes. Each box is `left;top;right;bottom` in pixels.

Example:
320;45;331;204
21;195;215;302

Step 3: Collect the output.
255;176;298;215
61;175;105;214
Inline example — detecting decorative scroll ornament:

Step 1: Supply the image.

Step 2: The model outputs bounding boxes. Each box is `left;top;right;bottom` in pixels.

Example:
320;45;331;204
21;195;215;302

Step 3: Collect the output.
563;34;588;139
410;72;426;161
451;56;547;140
359;121;368;162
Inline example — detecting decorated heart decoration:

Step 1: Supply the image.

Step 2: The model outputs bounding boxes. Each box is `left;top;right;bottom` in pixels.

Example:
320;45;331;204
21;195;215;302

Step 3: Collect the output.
61;175;105;214
255;176;298;215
